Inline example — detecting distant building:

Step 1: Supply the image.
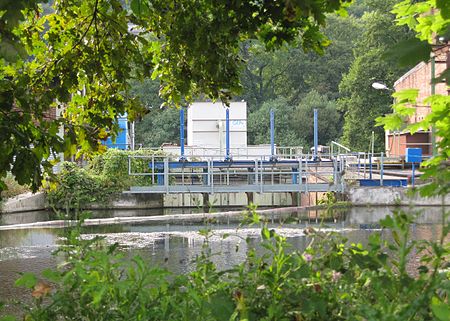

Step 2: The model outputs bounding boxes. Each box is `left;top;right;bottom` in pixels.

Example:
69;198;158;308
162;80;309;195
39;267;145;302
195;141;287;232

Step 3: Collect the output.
162;101;274;159
386;44;449;157
102;114;135;150
187;101;247;150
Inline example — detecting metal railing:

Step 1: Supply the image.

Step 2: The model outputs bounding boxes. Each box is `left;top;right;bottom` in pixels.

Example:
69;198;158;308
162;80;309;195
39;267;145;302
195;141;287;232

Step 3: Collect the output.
126;153;343;194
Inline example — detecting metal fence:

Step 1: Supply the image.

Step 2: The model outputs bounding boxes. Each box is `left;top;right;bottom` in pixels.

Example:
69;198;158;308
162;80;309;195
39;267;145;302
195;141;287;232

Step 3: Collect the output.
126;153;344;194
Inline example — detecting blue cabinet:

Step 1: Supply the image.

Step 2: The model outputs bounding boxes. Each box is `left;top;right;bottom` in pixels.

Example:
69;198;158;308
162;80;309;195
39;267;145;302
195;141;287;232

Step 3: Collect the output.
405;148;422;163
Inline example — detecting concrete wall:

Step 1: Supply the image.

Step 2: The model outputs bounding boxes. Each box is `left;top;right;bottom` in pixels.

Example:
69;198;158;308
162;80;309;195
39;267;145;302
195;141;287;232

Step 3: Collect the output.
1;192;47;214
1;191;325;214
163;192;294;208
349;187;450;206
86;193;163;209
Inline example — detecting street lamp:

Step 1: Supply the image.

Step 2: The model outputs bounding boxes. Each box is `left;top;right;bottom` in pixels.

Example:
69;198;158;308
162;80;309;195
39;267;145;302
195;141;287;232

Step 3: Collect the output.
371;82;392;91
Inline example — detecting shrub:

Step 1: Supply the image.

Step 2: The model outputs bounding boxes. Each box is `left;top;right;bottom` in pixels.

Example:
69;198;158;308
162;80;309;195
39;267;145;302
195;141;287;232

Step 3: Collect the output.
46;162;111;214
47;149;166;211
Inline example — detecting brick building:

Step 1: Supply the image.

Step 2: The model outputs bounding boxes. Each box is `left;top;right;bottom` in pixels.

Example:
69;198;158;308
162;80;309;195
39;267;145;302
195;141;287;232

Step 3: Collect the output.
386;44;449;157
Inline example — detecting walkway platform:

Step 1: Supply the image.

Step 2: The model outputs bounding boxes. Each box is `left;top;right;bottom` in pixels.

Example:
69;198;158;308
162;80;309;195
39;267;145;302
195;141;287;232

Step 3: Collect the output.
127;183;341;194
125;155;344;194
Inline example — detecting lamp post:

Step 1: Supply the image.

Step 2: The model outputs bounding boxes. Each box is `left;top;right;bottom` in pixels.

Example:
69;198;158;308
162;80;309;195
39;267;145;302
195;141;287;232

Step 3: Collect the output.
371;82;392;91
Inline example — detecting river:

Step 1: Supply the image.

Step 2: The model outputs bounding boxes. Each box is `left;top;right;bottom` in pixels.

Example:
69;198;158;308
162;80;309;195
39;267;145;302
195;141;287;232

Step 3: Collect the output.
0;205;448;316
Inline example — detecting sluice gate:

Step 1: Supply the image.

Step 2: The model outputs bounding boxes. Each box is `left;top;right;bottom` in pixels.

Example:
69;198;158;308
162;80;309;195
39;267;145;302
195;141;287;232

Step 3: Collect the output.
125;155;345;194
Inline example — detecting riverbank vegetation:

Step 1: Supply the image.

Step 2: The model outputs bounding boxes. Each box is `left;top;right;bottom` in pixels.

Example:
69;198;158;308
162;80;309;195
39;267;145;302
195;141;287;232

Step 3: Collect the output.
0;173;31;200
46;149;163;211
3;207;448;321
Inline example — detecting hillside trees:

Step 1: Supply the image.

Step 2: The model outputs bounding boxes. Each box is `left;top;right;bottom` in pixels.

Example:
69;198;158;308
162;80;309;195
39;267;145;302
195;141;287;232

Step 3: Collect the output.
248;91;341;148
338;1;414;152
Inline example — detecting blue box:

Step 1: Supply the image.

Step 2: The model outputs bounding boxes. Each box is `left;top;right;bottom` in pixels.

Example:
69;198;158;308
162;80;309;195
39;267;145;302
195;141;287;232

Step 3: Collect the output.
359;179;407;187
405;148;422;163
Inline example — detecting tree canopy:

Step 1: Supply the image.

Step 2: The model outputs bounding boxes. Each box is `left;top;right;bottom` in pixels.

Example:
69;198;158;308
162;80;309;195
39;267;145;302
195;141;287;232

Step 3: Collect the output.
0;0;352;192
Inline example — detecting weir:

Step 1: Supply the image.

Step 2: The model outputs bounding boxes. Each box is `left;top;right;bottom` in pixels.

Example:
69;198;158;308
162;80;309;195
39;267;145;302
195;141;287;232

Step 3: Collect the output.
126;155;344;194
124;103;413;196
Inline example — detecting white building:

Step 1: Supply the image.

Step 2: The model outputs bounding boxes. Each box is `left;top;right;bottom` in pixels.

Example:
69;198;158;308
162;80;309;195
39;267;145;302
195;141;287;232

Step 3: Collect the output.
161;101;273;159
187;101;247;150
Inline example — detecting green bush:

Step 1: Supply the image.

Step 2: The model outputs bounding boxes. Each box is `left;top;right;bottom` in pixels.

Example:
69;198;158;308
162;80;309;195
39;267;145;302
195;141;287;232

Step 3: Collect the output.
47;149;166;211
46;162;110;212
5;209;449;321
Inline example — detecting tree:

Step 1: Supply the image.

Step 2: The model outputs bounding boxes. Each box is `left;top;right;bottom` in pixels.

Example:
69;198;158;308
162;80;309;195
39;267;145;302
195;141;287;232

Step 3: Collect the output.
0;0;352;193
135;108;180;147
248;91;341;148
293;90;342;148
338;2;414;152
248;97;300;146
238;13;361;113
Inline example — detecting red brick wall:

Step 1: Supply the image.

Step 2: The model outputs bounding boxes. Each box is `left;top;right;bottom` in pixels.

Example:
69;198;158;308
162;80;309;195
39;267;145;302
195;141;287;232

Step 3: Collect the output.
387;132;431;157
393;45;449;125
43;107;57;121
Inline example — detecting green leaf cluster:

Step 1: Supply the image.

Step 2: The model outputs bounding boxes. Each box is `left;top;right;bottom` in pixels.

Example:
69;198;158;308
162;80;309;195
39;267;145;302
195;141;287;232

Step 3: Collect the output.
248;91;342;148
46;149;161;213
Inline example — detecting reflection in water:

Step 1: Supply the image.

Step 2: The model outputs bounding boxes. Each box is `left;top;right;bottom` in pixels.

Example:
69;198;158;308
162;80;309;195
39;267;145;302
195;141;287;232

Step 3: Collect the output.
0;206;448;316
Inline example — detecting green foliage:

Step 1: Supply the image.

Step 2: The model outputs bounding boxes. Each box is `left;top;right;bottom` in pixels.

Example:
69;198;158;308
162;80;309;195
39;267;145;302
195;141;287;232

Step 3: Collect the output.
0;173;31;200
1;0;352;193
135;107;180;147
47;149;160;211
338;1;415;152
248;97;300;146
46;162;110;213
248;91;342;148
239;13;361;111
7;208;450;321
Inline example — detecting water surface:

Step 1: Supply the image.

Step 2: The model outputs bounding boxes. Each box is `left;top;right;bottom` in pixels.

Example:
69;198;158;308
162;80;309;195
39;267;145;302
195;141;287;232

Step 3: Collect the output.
0;205;447;316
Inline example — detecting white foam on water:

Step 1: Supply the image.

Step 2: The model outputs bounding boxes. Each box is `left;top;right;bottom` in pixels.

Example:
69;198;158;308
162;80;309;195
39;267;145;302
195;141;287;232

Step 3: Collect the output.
79;227;358;249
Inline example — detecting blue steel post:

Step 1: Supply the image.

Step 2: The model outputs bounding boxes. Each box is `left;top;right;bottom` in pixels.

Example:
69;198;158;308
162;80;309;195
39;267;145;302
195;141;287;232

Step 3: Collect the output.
179;108;186;161
313;109;318;161
270;109;277;161
225;108;231;161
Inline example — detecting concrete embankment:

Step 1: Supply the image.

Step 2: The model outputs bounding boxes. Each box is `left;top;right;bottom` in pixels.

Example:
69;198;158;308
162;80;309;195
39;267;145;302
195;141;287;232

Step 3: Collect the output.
0;206;309;230
1;191;313;214
1;193;164;214
2;187;448;216
348;187;449;206
1;192;47;214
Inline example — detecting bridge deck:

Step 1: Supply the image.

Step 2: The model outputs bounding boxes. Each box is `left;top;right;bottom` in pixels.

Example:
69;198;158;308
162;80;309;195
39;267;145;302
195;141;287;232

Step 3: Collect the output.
125;156;344;194
126;183;342;194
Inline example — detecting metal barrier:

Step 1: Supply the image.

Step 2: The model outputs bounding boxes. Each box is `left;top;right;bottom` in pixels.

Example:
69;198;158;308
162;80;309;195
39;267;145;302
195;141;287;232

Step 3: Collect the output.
126;148;425;193
126;154;344;194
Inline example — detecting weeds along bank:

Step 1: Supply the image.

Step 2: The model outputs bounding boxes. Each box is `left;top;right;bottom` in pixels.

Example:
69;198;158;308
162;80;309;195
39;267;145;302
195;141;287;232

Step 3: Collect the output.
45;149;163;212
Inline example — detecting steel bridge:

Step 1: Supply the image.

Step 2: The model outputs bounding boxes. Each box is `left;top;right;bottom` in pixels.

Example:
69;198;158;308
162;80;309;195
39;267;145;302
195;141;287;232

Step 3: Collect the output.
125;153;346;194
